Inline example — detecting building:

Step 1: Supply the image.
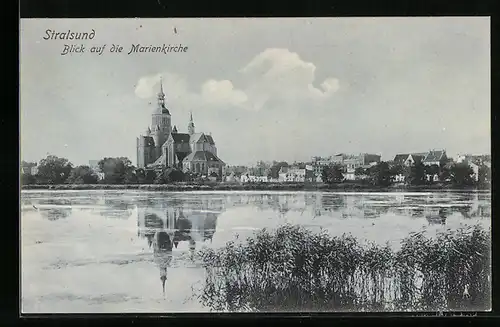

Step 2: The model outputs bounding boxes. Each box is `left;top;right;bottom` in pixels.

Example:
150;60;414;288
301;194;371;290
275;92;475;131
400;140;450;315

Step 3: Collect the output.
422;150;448;166
338;154;381;181
136;78;226;178
88;160;105;180
30;166;39;175
311;156;333;175
21;162;37;175
278;166;314;182
341;153;381;169
457;157;481;182
241;174;268;183
405;153;427;166
456;154;491;167
392;153;427;167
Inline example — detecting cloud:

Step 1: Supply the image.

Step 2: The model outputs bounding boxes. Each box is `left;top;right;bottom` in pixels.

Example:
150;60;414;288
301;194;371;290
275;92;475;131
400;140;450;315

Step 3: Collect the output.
134;48;340;112
240;48;340;105
201;79;248;106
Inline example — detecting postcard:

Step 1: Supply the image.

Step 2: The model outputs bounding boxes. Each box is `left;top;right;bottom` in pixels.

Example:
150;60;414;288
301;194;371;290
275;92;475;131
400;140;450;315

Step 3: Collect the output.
20;17;491;313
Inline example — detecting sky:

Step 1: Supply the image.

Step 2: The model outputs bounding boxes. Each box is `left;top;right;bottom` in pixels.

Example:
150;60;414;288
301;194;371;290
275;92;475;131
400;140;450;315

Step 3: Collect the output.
20;18;490;167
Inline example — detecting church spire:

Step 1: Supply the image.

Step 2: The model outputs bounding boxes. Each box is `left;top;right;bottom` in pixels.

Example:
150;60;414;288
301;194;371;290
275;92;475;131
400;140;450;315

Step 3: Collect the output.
157;76;165;105
188;111;195;135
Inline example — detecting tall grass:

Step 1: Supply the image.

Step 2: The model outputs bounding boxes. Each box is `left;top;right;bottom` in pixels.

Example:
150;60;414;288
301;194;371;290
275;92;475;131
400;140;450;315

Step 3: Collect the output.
198;224;491;312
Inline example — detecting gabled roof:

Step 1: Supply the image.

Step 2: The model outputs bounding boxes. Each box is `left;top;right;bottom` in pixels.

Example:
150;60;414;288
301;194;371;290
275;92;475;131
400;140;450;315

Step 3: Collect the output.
205;135;215;145
183;151;225;164
393;154;409;164
189;133;205;144
424;150;446;163
171;133;190;143
409;154;425;164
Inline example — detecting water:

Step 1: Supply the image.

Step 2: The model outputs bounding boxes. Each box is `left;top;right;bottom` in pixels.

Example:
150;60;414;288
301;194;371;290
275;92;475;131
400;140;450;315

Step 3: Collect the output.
20;190;491;313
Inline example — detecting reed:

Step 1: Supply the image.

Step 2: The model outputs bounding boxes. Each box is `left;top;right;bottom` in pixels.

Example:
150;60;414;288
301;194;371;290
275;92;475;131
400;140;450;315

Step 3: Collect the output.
198;224;491;312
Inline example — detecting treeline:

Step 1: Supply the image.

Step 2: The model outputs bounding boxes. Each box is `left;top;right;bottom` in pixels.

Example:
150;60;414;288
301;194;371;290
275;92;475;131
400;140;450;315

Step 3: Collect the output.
321;161;491;189
20;155;196;186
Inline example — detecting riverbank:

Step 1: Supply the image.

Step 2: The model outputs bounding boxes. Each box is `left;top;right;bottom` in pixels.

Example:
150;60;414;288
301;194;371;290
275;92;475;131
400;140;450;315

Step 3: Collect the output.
20;182;489;192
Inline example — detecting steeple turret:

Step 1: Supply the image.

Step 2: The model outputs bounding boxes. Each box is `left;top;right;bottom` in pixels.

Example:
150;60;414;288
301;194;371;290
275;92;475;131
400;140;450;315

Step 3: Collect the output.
172;125;178;133
188;111;195;135
156;76;170;115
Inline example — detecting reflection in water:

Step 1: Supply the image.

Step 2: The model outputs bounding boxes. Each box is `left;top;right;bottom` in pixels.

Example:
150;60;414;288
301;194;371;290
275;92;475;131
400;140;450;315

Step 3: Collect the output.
98;198;134;219
425;207;449;225
137;196;224;295
153;231;173;296
39;207;72;221
20;190;491;311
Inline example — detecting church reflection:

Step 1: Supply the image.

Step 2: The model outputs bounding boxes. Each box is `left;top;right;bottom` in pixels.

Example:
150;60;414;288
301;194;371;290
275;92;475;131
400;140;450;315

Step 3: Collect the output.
36;198;73;221
98;198;134;219
39;207;72;220
136;196;224;295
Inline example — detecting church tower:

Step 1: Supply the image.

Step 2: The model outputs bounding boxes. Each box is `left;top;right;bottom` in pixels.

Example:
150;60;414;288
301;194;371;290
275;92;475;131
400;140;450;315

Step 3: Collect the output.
188;111;195;135
151;77;172;160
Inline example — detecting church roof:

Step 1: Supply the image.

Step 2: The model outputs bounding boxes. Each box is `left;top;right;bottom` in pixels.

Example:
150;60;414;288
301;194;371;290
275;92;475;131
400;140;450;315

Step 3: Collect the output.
140;135;155;147
189;133;216;145
183;151;225;164
189;133;205;144
171;133;191;143
205;135;215;145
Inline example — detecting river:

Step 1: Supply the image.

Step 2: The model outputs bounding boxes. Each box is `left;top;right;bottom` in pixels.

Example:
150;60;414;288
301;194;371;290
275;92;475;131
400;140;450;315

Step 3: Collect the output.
20;190;491;313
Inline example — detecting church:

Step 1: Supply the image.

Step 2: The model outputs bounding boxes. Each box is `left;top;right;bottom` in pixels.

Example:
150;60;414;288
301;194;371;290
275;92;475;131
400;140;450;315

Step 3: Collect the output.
136;78;225;178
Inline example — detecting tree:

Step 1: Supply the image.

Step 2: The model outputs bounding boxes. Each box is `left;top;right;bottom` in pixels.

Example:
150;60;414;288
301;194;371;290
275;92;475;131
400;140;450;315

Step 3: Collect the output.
406;162;426;186
36;155;73;184
98;157;134;184
439;165;452;183
450;163;475;187
270;161;289;179
354;167;367;179
66;165;98;184
322;164;344;184
135;168;156;184
21;173;36;185
389;164;404;177
477;165;491;186
423;164;440;184
366;161;392;187
154;167;186;184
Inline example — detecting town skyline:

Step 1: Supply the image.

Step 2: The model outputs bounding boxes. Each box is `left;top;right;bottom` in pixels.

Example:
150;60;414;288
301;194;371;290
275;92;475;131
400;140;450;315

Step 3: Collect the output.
20;18;490;167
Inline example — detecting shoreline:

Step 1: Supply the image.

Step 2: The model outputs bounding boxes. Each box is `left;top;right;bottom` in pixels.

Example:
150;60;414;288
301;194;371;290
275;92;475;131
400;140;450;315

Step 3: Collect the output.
20;183;489;192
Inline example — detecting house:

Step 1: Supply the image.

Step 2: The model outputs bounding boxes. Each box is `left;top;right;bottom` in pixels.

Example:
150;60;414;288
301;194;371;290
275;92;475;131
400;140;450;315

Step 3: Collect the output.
393;152;427;167
393;154;409;166
456;154;491;168
422;150;447;166
241;174;268;183
311;156;335;175
30;166;39;175
225;172;239;183
21;162;37;175
278;166;307;182
405;153;427;166
425;174;440;183
393;174;406;183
